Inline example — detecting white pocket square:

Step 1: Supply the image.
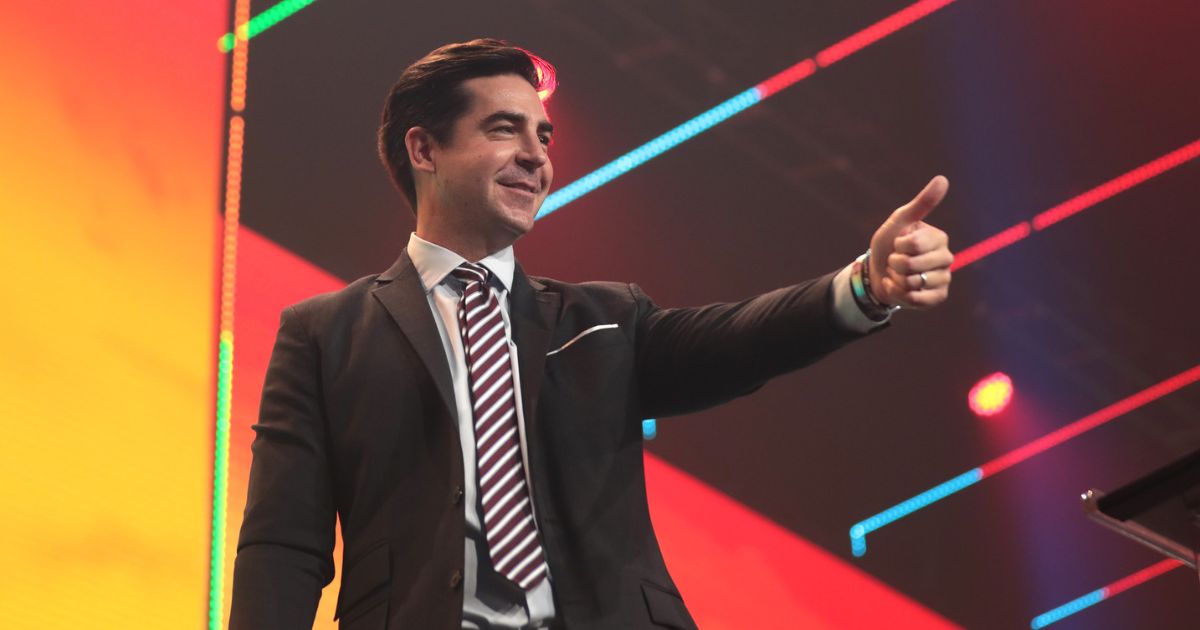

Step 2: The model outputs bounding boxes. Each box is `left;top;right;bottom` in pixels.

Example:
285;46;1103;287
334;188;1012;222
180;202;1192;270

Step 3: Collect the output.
546;324;620;356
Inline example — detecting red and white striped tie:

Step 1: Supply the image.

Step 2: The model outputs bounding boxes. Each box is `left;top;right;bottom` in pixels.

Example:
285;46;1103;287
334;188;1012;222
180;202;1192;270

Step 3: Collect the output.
452;262;548;590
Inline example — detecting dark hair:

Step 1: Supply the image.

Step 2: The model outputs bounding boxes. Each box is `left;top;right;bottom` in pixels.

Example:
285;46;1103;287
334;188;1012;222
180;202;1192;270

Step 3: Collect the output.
377;38;558;213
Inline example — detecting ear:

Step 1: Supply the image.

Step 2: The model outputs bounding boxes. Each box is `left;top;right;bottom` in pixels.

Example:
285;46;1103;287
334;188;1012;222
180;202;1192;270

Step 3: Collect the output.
404;126;437;175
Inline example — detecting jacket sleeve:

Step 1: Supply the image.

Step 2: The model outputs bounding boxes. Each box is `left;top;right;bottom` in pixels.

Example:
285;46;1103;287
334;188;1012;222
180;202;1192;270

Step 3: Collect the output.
229;305;337;630
631;269;882;419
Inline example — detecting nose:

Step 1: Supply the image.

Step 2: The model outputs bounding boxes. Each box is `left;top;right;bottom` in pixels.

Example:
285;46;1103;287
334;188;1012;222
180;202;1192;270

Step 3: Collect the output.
516;133;548;171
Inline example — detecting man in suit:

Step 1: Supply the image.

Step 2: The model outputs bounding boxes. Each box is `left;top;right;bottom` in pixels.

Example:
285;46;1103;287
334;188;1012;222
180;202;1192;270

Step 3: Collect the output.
228;39;954;629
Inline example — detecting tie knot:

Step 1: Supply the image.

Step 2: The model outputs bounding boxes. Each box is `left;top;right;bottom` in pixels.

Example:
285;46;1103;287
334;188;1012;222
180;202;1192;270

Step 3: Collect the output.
451;262;490;287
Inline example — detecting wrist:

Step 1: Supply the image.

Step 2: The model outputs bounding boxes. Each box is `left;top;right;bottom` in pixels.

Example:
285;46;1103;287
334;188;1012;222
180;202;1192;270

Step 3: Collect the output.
851;250;900;321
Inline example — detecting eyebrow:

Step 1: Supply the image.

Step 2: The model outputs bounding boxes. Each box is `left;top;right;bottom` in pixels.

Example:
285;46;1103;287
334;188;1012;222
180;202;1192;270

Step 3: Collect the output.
480;110;555;137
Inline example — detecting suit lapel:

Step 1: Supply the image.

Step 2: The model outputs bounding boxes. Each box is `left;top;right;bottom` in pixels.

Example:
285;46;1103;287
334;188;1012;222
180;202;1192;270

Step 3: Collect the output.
510;263;560;494
371;249;458;424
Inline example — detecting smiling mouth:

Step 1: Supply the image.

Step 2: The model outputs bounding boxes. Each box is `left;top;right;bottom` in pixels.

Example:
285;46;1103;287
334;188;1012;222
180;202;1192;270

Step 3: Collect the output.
499;181;539;194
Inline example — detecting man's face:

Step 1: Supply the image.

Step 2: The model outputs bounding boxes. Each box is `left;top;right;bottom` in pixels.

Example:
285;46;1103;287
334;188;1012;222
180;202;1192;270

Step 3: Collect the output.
432;74;554;242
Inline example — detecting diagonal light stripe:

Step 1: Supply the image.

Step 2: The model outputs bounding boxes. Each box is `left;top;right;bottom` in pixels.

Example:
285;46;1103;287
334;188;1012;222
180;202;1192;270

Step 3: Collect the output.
537;89;761;218
953;138;1200;271
218;0;323;53
1029;559;1183;628
816;0;956;67
535;0;960;219
849;469;982;557
850;364;1200;557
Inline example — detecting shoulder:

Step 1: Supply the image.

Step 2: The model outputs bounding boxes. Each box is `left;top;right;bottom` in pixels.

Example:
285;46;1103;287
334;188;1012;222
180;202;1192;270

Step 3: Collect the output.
525;274;653;324
282;273;382;330
528;274;637;303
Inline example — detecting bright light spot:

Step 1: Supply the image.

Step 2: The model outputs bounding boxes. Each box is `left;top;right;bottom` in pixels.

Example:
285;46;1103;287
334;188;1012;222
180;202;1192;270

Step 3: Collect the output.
969;372;1013;417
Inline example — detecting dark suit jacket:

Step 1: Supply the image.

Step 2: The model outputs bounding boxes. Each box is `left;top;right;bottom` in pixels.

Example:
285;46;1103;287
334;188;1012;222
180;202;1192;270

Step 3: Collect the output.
229;250;874;629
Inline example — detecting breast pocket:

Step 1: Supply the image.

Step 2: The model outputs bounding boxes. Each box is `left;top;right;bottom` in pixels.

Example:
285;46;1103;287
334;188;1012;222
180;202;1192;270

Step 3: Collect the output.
546;323;623;357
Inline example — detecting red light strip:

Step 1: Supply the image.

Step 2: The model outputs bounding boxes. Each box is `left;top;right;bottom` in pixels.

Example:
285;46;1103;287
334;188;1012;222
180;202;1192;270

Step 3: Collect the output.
952;138;1200;271
1033;139;1200;230
951;222;1031;271
543;0;963;216
816;0;957;67
756;59;817;99
1031;559;1185;628
1103;559;1183;598
978;365;1200;477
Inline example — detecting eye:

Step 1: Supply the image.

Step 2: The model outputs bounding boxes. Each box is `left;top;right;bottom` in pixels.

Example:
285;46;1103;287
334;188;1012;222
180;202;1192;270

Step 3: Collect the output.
493;125;516;135
539;134;552;146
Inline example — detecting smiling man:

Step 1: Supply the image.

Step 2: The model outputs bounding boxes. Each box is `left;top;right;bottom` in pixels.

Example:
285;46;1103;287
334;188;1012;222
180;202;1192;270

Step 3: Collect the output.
228;39;954;630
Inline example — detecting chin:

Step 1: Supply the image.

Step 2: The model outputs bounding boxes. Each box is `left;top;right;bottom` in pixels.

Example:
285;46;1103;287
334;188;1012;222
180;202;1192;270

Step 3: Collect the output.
498;204;537;235
506;213;536;237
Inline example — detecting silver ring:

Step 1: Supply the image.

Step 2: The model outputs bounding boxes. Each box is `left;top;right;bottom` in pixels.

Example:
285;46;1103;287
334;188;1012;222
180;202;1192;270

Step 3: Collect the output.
919;272;929;289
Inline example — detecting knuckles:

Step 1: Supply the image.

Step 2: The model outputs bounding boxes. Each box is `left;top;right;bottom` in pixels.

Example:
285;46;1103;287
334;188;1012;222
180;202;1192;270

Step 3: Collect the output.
888;253;913;274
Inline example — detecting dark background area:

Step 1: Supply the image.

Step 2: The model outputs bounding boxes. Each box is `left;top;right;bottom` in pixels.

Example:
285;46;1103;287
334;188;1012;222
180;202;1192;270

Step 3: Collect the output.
236;1;1200;627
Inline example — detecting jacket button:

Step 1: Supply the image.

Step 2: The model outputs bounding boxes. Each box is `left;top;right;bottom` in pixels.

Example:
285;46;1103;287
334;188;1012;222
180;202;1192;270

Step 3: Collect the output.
451;485;464;506
449;569;463;589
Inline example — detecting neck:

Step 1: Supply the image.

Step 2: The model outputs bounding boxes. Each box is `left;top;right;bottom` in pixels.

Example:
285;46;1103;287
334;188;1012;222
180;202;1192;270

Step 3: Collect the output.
414;217;516;263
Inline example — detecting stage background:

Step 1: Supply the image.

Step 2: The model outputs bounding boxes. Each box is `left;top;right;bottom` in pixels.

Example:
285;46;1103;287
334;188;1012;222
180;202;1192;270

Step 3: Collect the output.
3;1;1199;629
0;1;226;627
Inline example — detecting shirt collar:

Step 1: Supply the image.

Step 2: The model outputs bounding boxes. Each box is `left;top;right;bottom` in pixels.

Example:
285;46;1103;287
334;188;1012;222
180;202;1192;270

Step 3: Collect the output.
406;232;516;294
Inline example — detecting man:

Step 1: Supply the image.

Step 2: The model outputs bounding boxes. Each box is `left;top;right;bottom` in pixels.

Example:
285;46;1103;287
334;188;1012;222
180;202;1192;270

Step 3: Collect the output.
229;39;953;630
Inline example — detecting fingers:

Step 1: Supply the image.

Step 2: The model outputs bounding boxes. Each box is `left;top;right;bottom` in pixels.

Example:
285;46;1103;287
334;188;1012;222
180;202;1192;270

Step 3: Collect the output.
887;249;954;275
881;271;951;309
889;175;949;227
893;268;951;291
866;174;954;311
893;225;948;255
902;287;950;308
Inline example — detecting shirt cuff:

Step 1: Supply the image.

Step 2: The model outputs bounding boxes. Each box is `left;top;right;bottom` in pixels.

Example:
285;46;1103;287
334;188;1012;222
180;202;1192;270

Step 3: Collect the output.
832;262;892;333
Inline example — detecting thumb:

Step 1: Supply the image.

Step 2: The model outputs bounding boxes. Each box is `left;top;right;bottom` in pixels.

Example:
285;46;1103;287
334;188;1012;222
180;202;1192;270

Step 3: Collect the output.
889;175;949;228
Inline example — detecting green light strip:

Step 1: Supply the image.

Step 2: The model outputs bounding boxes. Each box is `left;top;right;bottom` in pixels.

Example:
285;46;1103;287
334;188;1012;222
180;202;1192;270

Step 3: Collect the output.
218;0;321;52
209;334;234;629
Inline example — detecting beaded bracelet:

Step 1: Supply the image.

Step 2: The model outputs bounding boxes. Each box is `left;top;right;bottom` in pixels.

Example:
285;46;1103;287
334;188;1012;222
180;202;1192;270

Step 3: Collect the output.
851;250;900;321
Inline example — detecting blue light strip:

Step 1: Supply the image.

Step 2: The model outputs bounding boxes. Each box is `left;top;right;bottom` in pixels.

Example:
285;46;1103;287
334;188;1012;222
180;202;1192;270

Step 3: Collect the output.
849;468;983;557
535;88;762;219
1029;589;1106;629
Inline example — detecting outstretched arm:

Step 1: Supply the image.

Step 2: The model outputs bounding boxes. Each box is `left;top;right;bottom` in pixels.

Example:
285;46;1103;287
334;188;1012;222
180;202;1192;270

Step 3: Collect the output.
631;175;955;419
631;269;862;419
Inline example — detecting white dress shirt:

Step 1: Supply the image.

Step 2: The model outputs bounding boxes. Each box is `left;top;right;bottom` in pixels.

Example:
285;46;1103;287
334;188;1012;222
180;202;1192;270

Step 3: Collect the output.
405;232;886;629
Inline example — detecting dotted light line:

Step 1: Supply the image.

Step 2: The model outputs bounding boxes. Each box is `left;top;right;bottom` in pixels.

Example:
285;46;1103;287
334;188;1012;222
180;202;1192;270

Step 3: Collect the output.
1030;559;1183;628
952;138;1200;271
536;0;960;219
849;365;1200;557
218;0;321;53
209;0;252;624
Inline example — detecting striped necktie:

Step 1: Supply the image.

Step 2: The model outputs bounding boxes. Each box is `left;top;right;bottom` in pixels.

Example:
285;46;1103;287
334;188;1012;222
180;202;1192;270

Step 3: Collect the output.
451;262;548;590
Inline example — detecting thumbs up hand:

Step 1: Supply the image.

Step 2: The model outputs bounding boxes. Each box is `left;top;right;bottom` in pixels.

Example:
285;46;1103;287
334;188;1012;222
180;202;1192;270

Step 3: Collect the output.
868;176;954;309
